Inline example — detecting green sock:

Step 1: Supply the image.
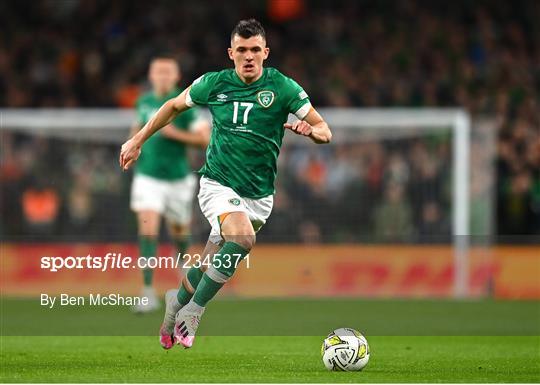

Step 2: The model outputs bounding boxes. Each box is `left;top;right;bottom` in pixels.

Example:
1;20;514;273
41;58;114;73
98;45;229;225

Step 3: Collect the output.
177;266;204;305
192;275;224;307
192;241;249;306
139;236;157;286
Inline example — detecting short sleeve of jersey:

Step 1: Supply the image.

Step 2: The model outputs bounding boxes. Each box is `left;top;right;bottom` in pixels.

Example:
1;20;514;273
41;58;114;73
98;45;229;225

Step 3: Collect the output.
282;76;311;119
186;72;219;107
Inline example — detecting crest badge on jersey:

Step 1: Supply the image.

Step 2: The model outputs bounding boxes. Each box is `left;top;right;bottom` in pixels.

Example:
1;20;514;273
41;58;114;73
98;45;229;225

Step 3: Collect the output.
257;91;275;108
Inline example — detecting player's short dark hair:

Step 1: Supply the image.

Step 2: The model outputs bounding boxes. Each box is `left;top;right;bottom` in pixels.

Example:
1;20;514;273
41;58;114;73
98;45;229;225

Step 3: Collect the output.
231;19;266;41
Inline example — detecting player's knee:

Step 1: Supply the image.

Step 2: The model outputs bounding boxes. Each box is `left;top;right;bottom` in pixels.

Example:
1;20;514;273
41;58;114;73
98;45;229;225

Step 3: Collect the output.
241;233;256;250
221;218;256;250
137;210;160;236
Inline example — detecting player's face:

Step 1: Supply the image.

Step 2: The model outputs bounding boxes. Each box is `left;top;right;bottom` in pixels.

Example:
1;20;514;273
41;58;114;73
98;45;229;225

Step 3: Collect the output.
228;34;269;83
148;59;180;95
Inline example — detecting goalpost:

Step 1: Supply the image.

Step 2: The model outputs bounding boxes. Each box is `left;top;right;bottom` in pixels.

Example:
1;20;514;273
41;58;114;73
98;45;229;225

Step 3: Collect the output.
1;107;472;297
310;108;471;298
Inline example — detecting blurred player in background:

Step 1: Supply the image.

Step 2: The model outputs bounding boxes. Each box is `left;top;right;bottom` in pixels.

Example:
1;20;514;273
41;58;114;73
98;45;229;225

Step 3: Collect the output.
120;19;331;345
129;56;210;313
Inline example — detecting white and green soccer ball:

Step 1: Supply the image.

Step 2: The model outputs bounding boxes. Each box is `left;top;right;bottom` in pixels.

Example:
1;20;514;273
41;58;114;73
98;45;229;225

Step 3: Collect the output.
321;328;370;371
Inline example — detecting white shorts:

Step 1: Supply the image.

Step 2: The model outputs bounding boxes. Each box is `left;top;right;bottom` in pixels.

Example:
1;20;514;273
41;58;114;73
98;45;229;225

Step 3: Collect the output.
198;176;273;244
130;173;196;225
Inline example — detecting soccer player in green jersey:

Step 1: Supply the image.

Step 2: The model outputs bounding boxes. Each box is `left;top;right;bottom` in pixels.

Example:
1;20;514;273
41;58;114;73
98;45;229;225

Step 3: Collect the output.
120;20;331;347
129;56;210;313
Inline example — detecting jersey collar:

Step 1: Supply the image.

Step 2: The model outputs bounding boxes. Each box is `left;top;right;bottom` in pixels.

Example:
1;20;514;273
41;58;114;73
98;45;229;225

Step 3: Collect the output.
232;68;267;87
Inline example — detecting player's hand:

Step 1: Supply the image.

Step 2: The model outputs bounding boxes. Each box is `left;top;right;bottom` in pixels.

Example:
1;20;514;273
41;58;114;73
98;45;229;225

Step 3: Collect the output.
119;138;142;171
284;120;313;136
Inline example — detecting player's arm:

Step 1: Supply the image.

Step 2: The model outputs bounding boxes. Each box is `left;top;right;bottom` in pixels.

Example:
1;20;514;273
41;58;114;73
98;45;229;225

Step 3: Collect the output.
119;87;192;170
160;119;210;148
132;116;208;147
284;107;332;144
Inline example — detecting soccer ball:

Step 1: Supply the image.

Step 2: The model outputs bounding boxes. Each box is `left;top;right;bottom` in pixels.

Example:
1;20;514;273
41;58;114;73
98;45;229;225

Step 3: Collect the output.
321;328;370;371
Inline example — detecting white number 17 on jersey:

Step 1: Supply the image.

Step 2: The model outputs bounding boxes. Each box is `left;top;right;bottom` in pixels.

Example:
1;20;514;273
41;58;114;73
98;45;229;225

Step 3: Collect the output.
232;102;253;124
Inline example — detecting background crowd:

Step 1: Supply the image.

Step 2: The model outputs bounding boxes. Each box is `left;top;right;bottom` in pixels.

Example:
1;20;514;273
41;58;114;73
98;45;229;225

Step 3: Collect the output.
1;0;539;242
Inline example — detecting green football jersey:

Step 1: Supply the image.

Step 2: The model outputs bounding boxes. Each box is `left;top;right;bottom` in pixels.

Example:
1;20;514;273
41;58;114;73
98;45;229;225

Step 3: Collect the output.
187;67;311;198
135;88;198;180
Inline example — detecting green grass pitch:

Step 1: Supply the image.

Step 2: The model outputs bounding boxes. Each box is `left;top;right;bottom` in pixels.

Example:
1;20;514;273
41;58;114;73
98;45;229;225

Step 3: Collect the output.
1;298;539;383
